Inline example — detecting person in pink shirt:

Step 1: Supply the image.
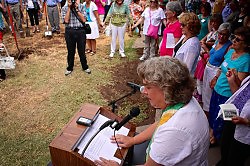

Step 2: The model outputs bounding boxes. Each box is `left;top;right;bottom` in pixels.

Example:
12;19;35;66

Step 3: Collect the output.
159;1;182;57
94;0;106;24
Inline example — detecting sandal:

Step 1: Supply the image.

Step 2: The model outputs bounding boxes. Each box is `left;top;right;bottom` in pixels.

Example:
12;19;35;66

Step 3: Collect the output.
90;51;96;55
85;49;92;54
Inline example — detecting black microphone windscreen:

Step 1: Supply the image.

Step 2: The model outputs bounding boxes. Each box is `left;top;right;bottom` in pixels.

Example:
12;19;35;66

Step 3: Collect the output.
130;107;140;117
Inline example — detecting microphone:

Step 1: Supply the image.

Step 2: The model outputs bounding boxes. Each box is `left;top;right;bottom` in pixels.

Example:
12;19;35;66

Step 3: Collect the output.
115;107;140;131
127;82;144;93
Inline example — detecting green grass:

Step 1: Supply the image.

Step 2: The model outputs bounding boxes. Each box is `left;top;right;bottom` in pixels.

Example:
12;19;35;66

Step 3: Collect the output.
0;35;145;165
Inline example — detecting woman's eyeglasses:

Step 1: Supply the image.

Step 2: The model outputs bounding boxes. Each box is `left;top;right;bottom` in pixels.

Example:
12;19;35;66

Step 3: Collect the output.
231;35;244;43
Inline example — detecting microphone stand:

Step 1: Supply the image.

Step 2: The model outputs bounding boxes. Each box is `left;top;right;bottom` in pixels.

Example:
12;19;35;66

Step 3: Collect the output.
108;89;136;113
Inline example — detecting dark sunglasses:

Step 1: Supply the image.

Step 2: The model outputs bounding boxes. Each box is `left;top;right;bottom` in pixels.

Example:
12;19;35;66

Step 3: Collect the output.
150;1;157;3
231;35;244;42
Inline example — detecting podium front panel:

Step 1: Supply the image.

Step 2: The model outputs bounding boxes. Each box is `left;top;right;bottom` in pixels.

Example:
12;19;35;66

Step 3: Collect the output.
49;103;136;166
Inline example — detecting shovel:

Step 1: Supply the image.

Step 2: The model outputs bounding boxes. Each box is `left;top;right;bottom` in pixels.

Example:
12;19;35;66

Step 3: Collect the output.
43;3;52;38
25;10;31;37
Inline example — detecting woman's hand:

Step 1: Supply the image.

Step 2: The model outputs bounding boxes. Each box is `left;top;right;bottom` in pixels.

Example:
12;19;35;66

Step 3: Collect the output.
232;116;249;126
226;68;239;83
210;76;218;89
95;157;119;166
111;134;134;148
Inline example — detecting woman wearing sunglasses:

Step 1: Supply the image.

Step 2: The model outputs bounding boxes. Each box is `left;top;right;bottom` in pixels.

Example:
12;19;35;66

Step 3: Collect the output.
132;0;166;61
208;26;250;146
173;12;201;76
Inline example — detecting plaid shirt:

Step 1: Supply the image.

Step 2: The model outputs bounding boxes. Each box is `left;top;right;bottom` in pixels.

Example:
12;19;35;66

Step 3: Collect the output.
61;4;85;28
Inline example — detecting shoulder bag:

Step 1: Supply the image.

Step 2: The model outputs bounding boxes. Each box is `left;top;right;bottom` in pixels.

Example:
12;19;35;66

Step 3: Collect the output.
71;7;91;34
147;10;159;39
0;44;15;69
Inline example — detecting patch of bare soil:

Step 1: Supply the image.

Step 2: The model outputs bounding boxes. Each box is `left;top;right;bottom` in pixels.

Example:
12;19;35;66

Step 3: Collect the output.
100;49;155;126
3;23;155;126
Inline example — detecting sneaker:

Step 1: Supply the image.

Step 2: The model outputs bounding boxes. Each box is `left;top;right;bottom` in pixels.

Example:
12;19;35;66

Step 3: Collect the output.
84;68;91;74
109;53;114;58
65;70;72;76
120;52;126;58
139;56;145;61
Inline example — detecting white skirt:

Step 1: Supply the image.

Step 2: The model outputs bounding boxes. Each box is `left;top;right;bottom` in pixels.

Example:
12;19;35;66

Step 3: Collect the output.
202;63;220;112
86;21;99;39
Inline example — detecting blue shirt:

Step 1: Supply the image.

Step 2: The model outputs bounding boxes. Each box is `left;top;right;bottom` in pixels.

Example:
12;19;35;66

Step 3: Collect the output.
6;0;19;4
222;3;232;22
215;49;250;97
43;0;61;6
209;40;232;66
84;5;92;22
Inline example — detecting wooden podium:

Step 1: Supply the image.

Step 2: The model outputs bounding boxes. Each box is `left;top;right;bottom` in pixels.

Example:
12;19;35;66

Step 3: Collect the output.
49;103;136;166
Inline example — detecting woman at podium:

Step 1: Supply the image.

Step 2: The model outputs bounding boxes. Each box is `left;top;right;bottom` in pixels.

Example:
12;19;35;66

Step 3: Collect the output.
95;57;210;166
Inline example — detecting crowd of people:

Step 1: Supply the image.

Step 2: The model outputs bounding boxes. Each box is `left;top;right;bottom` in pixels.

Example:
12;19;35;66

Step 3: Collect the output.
0;0;250;165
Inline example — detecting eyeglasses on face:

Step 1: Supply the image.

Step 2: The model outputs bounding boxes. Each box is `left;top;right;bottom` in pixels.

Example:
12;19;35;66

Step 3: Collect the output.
218;32;228;36
231;35;244;43
150;1;157;3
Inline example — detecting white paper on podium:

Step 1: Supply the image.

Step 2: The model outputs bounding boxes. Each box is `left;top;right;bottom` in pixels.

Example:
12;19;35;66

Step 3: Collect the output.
166;33;175;48
77;114;130;163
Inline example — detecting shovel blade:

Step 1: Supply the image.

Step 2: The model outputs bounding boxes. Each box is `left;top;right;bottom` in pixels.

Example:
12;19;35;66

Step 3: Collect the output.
26;28;31;37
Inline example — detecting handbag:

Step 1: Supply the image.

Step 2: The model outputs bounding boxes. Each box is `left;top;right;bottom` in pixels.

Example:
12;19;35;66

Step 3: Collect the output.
147;10;159;39
71;8;92;34
83;23;91;34
0;44;15;69
104;20;112;36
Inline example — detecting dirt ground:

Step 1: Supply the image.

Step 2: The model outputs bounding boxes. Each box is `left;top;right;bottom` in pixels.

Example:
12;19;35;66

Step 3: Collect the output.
2;23;155;126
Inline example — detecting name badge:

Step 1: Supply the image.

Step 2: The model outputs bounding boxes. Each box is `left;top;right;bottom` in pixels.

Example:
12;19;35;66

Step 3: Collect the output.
201;19;205;23
223;61;228;68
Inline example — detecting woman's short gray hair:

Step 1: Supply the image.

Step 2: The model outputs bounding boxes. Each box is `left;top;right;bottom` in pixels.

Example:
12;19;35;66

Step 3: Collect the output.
137;57;195;105
166;1;183;16
218;22;231;33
